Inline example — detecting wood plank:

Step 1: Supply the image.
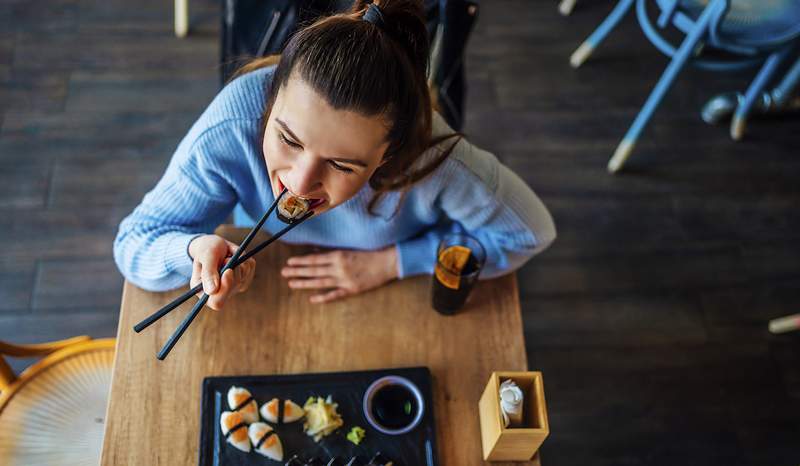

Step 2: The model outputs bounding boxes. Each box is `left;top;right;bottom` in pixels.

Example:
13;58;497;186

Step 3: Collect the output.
66;71;217;114
0;158;50;209
500;145;800;199
0;207;128;261
49;156;165;207
0;69;70;112
517;243;748;297
101;228;537;466
1;0;798;464
32;258;123;311
770;338;800;400
528;344;799;464
4;0;79;34
0;259;35;313
0;110;198;161
521;291;707;348
11;32;217;72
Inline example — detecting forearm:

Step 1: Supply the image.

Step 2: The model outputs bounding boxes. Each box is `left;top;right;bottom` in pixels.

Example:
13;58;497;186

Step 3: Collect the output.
113;215;203;291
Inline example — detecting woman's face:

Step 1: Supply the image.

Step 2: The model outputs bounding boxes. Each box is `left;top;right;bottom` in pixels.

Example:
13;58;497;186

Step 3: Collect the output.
263;74;391;215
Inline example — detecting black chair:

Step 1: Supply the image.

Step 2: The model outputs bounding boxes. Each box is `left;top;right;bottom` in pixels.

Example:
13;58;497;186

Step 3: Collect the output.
220;0;478;130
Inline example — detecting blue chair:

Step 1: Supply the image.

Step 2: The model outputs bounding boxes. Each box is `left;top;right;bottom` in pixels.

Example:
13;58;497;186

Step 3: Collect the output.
702;56;800;127
569;0;800;173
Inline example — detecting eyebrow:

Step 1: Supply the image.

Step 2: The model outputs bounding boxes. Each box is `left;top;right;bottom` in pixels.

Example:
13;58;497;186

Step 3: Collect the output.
276;118;369;168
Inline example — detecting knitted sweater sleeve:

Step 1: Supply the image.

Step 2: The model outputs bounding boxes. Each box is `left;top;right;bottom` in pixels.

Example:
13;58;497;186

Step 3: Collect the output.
113;123;243;291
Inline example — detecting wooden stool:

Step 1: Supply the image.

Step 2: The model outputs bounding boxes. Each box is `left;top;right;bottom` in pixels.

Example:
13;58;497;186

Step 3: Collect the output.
0;337;115;465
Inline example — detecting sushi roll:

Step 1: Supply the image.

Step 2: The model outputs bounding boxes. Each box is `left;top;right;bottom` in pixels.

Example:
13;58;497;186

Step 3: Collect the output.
227;386;259;424
276;194;311;223
220;411;250;452
261;397;304;424
247;422;283;461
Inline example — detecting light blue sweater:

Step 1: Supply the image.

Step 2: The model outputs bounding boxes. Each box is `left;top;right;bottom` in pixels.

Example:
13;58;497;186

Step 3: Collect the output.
113;66;556;291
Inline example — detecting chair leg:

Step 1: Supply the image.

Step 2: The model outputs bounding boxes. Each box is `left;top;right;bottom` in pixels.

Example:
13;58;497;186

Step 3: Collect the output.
607;0;724;173
770;57;800;107
559;0;578;16
731;48;791;141
769;313;800;334
570;0;635;68
175;0;188;38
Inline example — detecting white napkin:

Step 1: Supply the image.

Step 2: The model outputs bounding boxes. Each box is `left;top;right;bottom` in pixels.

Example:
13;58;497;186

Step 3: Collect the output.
499;379;524;428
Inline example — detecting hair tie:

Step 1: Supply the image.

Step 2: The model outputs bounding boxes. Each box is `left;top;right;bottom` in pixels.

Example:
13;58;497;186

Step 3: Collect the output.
363;3;386;29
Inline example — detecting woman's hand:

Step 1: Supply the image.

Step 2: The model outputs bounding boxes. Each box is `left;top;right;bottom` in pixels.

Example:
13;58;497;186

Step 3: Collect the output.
281;246;398;303
188;234;257;311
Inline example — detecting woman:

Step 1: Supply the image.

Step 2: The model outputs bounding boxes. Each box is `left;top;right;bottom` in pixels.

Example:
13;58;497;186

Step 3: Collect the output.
113;0;555;310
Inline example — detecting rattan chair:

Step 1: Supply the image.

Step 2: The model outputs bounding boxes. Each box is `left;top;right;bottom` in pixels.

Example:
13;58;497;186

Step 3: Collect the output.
0;336;115;466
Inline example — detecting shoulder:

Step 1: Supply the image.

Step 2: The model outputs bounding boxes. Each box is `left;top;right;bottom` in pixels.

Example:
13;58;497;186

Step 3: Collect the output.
176;66;276;166
203;65;276;124
424;112;501;192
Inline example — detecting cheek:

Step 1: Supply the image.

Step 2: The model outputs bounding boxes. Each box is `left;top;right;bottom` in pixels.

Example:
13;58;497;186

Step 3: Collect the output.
263;136;288;169
326;171;375;204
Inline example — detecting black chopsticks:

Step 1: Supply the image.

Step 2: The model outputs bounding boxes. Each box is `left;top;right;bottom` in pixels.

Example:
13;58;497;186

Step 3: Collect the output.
133;188;315;360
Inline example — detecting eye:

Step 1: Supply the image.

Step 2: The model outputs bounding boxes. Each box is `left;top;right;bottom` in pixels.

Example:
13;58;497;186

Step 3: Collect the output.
279;132;301;149
328;160;354;174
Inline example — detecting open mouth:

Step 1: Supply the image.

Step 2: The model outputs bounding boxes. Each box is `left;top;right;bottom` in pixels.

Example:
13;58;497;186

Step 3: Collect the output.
275;178;325;208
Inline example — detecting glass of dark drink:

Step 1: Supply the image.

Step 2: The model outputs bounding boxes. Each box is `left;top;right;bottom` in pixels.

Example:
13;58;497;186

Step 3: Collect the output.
431;234;486;315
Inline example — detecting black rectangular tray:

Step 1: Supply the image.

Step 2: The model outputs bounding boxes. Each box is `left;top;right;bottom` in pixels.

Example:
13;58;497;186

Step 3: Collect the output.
198;367;438;466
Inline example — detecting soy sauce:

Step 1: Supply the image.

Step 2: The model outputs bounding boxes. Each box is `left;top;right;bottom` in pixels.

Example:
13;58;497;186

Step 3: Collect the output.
371;384;418;429
432;254;481;314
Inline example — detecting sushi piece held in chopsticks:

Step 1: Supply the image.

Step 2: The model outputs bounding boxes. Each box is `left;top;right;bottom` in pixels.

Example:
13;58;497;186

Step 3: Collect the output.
227;386;259;424
261;397;305;424
247;422;284;461
220;411;251;452
276;194;311;224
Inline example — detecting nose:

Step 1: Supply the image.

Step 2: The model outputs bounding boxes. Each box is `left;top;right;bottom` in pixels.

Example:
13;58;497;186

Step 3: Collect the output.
285;154;323;196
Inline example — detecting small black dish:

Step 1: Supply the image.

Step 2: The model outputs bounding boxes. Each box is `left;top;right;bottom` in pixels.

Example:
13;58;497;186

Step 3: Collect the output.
363;376;425;435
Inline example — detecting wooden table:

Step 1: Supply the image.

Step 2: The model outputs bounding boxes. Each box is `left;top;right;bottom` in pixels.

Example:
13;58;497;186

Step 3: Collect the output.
101;227;541;465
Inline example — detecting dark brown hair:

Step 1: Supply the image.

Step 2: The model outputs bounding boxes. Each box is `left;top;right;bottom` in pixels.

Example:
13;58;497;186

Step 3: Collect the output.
234;0;461;212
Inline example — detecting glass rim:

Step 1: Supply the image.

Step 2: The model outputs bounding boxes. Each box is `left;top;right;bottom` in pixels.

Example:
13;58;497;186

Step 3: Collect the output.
436;233;486;277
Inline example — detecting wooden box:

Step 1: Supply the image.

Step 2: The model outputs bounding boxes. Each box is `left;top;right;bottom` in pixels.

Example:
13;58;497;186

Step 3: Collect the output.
478;371;549;461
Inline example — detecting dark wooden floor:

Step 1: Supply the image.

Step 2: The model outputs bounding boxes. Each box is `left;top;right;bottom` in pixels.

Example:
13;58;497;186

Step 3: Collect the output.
2;0;799;464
